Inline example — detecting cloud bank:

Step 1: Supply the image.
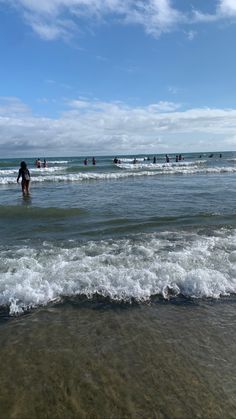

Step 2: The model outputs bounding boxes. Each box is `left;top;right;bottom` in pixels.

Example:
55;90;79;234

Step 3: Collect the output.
2;0;236;41
1;96;236;157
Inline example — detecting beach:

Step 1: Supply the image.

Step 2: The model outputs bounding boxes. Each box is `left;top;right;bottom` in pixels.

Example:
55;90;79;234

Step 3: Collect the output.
0;152;236;418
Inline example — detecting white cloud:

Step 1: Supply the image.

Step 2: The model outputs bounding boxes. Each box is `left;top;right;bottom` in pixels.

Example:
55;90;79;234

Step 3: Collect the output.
4;0;236;41
123;0;184;37
185;30;196;41
218;0;236;17
224;134;236;147
0;97;236;156
0;97;31;115
193;0;236;23
147;101;181;112
29;19;70;41
168;86;179;95
192;10;218;23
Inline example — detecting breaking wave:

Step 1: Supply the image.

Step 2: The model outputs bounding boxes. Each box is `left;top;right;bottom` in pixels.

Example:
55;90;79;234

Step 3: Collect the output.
1;165;236;184
1;228;236;315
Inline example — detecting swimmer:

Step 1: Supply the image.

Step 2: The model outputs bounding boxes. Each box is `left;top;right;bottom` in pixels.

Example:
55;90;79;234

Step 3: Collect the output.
17;161;31;196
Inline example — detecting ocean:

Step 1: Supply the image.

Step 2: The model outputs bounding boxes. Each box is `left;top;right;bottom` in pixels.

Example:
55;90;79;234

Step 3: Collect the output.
0;152;236;418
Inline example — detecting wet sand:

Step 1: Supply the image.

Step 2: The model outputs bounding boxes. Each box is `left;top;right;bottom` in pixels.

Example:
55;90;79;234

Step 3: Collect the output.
0;298;236;419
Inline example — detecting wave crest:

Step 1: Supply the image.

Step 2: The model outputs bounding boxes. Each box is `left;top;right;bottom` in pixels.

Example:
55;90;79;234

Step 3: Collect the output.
1;229;236;314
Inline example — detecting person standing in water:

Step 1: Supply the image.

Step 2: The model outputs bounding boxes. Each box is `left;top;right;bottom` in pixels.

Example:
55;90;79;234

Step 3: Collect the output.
17;161;31;196
35;158;41;168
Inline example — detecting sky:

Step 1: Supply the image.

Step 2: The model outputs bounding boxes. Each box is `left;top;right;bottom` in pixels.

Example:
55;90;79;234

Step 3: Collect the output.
1;0;236;157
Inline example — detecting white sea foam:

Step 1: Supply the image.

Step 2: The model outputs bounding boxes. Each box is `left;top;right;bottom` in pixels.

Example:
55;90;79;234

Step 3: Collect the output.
1;165;236;185
117;160;206;172
119;158;143;163
0;166;66;178
48;160;71;164
0;169;19;175
1;229;236;314
29;166;66;173
227;158;236;163
117;160;206;170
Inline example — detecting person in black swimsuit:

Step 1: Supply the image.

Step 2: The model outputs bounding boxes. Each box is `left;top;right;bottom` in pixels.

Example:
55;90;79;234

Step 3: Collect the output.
17;161;31;196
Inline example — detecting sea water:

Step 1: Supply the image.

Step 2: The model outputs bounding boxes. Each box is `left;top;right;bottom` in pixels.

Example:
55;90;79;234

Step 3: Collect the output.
1;152;236;314
0;152;236;418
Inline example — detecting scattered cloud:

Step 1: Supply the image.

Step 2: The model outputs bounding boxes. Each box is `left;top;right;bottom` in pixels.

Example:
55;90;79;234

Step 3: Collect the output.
3;0;236;41
122;0;184;38
27;18;71;41
168;86;179;95
96;55;109;62
185;30;197;41
0;97;236;156
45;79;56;84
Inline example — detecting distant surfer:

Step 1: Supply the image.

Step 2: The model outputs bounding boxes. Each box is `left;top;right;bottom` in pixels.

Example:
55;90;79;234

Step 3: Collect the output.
165;154;170;163
153;156;156;163
84;158;88;165
43;159;48;168
92;157;96;165
17;161;30;196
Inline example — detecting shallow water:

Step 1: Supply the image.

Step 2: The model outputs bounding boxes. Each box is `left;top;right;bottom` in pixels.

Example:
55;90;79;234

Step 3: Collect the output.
0;152;236;417
0;298;236;418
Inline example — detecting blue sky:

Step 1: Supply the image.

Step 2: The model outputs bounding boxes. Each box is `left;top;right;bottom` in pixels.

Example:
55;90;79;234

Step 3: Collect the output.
1;0;236;157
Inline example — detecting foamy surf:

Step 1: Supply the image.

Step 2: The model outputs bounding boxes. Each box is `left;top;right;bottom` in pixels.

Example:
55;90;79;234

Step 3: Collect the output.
1;165;236;184
1;228;236;315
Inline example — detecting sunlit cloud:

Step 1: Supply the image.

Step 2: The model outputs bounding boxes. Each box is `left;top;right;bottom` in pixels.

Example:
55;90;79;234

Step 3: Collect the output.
218;0;236;17
0;97;236;156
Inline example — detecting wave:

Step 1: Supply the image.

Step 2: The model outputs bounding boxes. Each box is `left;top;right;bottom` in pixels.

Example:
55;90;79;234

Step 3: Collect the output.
30;166;66;173
0;166;66;176
119;158;145;163
117;160;207;169
227;158;236;163
49;160;71;164
1;228;236;314
0;205;86;219
1;165;236;184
